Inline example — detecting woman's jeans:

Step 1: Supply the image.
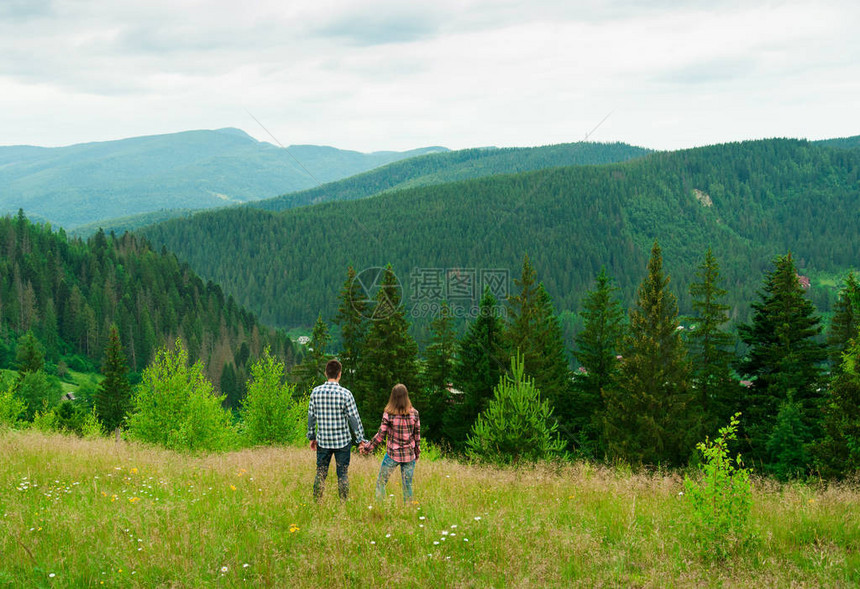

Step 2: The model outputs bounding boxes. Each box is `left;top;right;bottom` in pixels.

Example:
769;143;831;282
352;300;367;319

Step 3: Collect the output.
375;453;416;502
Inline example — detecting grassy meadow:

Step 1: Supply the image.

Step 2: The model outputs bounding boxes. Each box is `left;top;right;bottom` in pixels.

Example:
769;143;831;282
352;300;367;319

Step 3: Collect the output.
1;430;859;588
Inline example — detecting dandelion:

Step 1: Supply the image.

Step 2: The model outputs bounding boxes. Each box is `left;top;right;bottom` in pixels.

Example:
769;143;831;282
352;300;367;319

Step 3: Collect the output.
289;524;300;533
130;468;138;475
230;485;237;491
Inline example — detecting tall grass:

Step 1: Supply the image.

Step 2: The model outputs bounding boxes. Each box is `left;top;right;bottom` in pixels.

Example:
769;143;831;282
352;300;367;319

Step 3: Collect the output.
1;430;858;587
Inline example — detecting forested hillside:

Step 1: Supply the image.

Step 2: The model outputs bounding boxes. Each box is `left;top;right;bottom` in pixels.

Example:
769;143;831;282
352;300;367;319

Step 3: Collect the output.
0;128;446;229
814;135;860;150
251;141;651;212
142;139;860;335
0;212;295;402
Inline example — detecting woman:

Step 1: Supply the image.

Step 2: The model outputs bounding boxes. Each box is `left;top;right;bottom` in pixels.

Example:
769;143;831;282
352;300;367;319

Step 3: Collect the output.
362;383;420;502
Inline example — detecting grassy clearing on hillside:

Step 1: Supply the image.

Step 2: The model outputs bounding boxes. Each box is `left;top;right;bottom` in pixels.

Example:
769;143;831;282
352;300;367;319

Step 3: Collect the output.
1;431;858;588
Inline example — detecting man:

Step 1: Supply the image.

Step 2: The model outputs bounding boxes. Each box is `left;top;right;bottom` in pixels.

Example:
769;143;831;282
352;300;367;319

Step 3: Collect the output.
307;359;367;501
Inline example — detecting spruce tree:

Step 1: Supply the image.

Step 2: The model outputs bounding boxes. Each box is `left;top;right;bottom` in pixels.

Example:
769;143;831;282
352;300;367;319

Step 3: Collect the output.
333;266;368;390
466;353;565;464
15;331;45;376
444;287;508;446
603;240;693;465
828;272;859;372
738;252;826;465
352;265;421;431
505;255;573;434
572;267;625;455
421;301;457;441
686;248;740;437
95;324;133;435
813;339;860;478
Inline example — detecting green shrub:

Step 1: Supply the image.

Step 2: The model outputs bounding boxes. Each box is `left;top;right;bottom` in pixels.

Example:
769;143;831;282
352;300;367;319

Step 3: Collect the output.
420;440;444;462
0;388;26;429
31;403;58;433
80;407;104;439
240;349;305;446
467;353;565;465
17;371;62;420
683;412;753;558
127;340;237;452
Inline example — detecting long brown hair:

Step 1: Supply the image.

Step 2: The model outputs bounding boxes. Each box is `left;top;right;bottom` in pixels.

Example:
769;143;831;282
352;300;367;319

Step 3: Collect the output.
384;383;413;415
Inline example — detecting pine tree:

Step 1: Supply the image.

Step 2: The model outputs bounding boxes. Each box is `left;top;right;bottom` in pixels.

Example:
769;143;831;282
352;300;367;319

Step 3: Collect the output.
572;267;625;455
828;272;859;372
95;324;133;435
333;266;368;390
602;240;693;465
219;363;241;409
765;394;811;480
813;339;860;478
444;287;508;446
291;313;332;396
505;255;572;433
738;252;826;465
686;248;740;437
352;265;421;432
466;353;565;465
15;331;45;376
421;301;457;441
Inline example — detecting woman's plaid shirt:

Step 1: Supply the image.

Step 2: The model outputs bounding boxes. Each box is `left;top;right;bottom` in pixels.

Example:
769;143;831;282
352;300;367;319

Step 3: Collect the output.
366;409;420;463
306;382;366;449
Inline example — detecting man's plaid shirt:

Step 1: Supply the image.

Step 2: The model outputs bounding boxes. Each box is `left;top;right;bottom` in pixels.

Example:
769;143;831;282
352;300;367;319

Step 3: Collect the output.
306;381;366;449
366;409;421;463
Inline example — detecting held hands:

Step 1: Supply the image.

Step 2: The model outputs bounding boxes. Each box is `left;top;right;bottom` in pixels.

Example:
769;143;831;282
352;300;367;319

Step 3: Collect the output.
358;441;371;456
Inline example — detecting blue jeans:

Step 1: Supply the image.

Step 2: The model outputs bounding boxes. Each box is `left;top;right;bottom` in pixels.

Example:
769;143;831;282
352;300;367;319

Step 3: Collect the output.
375;453;416;502
314;444;351;501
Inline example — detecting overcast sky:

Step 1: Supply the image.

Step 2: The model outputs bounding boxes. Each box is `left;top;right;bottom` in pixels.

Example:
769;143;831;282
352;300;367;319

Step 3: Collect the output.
1;0;857;152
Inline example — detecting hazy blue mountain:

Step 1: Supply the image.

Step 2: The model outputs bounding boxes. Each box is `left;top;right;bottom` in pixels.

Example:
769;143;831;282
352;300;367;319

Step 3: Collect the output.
0;128;448;229
251;141;652;212
69;140;650;237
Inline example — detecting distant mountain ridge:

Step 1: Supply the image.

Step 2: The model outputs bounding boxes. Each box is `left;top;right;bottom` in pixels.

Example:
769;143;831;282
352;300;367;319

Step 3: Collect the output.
71;140;652;236
0;128;448;229
140;138;860;334
250;141;653;212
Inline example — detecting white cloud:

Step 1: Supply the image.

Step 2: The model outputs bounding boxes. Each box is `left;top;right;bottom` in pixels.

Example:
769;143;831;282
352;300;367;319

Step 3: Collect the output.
0;0;857;150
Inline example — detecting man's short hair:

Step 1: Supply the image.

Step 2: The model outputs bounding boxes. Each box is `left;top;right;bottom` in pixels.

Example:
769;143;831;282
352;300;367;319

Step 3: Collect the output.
325;359;342;380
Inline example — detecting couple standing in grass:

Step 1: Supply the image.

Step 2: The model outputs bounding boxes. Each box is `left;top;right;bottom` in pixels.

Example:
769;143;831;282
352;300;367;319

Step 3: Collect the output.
306;359;420;502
